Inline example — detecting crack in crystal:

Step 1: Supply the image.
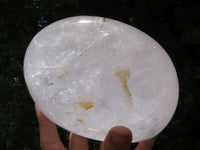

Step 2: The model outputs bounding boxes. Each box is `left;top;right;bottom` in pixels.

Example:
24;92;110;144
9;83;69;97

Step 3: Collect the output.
115;69;133;107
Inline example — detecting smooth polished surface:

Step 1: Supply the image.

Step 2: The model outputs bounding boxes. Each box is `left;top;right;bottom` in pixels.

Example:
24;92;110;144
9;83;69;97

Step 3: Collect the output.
24;16;179;142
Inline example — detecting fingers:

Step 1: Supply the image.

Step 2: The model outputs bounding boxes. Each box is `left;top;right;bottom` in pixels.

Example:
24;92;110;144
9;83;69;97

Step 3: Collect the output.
100;126;132;150
69;133;88;150
35;105;65;150
134;136;156;150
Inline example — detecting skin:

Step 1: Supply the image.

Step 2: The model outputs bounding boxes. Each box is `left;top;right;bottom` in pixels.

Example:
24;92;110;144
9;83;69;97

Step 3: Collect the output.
35;105;156;150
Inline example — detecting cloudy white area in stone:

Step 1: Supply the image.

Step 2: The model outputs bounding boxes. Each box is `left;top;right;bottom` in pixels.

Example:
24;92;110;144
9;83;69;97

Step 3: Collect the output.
24;16;179;142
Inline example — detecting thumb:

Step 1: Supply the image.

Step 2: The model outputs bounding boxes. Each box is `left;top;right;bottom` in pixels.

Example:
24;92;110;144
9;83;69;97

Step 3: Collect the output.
101;126;132;150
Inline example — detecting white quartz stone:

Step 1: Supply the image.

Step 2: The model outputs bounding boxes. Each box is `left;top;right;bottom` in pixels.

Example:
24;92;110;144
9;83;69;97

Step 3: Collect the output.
24;16;179;142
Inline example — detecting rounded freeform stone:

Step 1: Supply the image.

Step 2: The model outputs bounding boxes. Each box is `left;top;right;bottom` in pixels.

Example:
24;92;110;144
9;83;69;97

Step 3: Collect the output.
24;16;179;142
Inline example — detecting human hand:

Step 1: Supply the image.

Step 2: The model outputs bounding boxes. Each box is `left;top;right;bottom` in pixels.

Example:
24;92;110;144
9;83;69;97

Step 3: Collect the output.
35;105;156;150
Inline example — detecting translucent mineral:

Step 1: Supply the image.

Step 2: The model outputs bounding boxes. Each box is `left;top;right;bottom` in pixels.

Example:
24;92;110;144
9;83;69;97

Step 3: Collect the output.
24;16;179;142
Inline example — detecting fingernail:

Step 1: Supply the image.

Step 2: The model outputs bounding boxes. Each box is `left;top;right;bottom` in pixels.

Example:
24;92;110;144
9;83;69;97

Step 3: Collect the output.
111;132;131;145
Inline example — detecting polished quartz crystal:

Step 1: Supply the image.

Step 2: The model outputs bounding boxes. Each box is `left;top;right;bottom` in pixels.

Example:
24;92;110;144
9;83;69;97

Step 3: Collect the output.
24;16;179;142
